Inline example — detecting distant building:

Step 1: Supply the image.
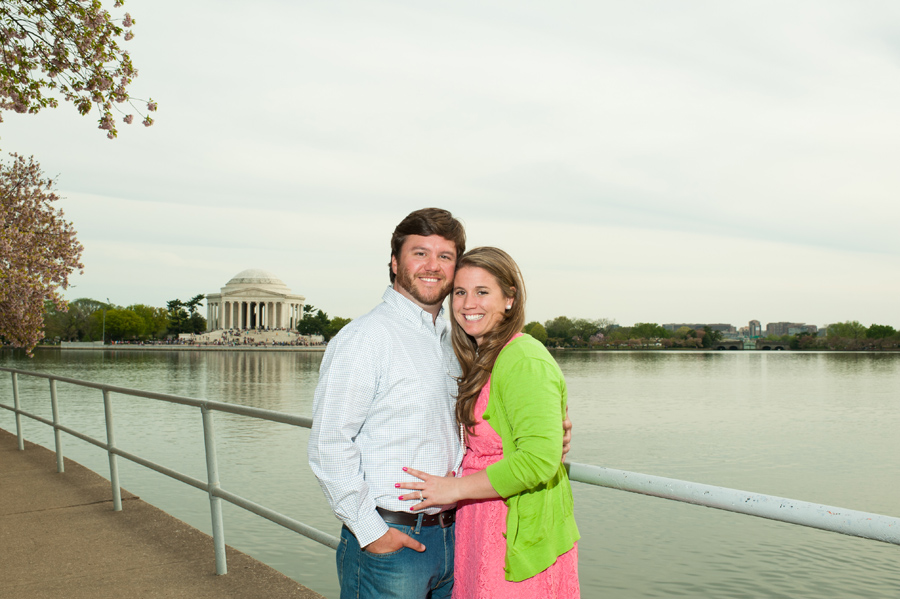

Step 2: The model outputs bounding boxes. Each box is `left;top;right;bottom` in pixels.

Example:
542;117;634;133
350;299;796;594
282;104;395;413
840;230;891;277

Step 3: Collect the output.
749;320;761;337
766;322;805;336
205;269;306;331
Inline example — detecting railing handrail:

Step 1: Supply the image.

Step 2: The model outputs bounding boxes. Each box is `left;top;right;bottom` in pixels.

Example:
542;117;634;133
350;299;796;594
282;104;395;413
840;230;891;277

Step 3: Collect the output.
2;366;898;580
565;462;900;546
0;366;337;576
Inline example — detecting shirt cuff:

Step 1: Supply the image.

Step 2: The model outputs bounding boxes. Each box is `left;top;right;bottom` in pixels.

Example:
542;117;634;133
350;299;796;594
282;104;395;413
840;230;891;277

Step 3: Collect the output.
349;509;390;548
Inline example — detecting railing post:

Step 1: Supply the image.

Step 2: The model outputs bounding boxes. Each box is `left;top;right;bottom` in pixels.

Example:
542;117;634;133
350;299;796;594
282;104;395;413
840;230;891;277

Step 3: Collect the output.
201;405;228;575
12;372;24;450
102;390;122;511
50;379;64;473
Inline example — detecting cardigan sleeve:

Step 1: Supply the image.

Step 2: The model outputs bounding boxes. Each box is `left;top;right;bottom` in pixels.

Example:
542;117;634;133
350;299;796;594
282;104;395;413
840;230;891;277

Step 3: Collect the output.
485;350;566;498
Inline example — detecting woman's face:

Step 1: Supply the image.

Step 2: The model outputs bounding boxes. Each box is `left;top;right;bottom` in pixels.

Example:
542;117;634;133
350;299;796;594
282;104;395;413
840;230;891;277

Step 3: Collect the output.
452;266;513;346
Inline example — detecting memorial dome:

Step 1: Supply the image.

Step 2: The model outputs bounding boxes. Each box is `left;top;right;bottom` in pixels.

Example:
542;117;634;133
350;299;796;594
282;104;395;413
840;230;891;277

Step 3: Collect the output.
206;268;305;331
226;268;286;287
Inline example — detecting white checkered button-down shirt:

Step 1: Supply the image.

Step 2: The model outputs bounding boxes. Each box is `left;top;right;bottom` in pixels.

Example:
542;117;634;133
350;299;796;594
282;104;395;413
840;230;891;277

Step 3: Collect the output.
308;286;464;547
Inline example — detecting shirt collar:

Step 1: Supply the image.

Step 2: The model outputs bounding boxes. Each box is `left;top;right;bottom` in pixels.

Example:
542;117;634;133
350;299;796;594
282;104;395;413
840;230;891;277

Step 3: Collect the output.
382;285;449;334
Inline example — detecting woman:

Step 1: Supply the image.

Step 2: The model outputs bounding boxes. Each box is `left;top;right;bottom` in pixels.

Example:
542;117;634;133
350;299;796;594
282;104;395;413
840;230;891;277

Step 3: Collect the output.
400;247;580;598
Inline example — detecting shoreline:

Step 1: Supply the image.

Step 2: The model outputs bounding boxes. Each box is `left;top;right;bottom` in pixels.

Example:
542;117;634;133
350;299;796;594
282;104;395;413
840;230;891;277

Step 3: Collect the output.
32;345;327;353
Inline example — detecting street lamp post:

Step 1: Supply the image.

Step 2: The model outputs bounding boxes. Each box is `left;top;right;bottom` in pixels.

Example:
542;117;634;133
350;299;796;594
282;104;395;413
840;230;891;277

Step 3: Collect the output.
101;297;110;345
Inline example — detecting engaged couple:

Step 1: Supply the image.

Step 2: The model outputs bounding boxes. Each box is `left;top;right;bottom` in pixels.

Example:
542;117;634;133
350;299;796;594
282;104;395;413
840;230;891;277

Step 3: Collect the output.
308;208;580;598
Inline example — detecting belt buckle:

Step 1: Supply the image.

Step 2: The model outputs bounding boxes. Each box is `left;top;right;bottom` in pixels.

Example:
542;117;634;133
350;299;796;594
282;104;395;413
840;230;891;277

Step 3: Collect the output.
438;510;453;528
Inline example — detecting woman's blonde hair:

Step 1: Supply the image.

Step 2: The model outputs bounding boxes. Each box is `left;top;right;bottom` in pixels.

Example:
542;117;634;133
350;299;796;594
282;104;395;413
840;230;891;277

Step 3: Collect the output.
451;247;526;430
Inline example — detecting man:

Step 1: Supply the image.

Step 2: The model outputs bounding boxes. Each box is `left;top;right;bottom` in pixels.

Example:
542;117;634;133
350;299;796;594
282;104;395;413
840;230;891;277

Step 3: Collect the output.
308;208;570;598
308;207;465;599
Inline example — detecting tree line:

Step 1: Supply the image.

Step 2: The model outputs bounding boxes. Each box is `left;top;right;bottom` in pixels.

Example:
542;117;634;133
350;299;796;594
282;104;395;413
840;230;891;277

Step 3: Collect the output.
786;321;899;351
38;297;353;344
41;295;208;343
522;317;900;350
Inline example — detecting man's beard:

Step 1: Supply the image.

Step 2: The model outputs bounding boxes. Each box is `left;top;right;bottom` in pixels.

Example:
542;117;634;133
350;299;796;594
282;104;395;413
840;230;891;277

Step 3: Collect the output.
395;266;452;308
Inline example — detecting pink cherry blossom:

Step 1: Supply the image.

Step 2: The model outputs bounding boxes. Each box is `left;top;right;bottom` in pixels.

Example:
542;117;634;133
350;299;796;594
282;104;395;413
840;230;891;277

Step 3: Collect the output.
0;154;84;356
0;1;157;139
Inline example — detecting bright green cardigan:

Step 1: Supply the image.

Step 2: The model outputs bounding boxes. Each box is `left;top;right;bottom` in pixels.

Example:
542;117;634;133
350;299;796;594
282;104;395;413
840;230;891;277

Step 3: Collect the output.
483;334;580;582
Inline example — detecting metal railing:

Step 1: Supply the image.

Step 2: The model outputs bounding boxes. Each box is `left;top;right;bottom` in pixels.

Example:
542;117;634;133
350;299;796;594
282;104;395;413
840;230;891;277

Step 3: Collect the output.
565;463;899;546
1;367;339;576
2;366;898;579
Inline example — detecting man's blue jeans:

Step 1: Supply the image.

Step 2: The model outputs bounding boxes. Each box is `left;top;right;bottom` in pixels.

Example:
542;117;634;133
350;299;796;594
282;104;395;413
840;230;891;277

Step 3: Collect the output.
337;520;454;599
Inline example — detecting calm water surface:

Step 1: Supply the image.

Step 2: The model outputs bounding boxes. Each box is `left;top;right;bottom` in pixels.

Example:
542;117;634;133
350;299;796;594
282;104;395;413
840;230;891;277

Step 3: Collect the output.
2;349;898;598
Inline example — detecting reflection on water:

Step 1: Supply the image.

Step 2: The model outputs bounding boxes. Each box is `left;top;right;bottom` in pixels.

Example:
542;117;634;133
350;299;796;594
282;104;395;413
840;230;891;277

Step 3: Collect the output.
2;349;899;599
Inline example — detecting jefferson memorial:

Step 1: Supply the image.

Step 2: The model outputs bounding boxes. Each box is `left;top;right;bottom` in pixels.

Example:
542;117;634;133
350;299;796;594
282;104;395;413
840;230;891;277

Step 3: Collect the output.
205;269;306;331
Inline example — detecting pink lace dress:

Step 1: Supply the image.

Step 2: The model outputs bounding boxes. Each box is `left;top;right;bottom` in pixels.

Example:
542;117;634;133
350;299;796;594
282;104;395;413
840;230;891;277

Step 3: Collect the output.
452;378;580;599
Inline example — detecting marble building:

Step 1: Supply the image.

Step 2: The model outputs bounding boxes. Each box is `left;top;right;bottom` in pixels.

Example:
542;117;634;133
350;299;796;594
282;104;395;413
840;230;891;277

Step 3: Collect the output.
205;269;305;331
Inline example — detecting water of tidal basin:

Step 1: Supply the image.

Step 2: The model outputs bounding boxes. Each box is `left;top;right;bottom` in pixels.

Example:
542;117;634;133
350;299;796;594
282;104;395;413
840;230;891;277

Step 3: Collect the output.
2;349;898;599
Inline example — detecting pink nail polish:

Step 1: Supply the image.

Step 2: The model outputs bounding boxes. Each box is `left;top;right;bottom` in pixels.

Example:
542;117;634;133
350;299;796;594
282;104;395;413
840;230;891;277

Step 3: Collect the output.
402;467;408;472
394;483;400;488
398;496;404;501
410;507;414;511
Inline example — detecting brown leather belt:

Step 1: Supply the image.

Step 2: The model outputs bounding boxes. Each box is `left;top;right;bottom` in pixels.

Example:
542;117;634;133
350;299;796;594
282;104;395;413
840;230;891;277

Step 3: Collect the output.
376;506;456;528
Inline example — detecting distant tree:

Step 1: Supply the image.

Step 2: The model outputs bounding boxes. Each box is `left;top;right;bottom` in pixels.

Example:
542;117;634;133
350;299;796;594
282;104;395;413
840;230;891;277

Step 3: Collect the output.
0;0;156;137
1;154;83;354
544;316;575;345
185;294;205;316
790;332;820;350
632;323;670;340
188;312;206;334
827;321;867;340
105;308;144;340
324;317;352;341
522;321;540;335
607;328;629;343
67;297;104;340
595;318;617;335
570;318;601;346
674;326;693;339
182;294;206;333
298;308;329;337
701;326;723;348
166;299;189;335
529;322;548;345
128;304;168;339
866;324;896;339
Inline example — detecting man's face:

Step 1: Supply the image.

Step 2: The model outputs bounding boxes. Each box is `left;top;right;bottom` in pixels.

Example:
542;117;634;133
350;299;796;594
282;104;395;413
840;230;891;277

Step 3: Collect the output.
391;234;457;311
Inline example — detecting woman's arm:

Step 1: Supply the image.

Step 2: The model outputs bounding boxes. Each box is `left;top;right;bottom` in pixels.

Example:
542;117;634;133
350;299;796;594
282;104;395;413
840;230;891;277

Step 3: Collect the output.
396;468;500;511
485;355;566;498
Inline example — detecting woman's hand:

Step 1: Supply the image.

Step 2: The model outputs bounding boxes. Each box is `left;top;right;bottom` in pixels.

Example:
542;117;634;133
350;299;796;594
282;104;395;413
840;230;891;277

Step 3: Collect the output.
396;467;461;511
397;467;501;510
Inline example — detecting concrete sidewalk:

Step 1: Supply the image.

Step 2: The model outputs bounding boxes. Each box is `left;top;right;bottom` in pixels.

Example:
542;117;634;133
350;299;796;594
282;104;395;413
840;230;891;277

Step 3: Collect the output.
0;428;324;599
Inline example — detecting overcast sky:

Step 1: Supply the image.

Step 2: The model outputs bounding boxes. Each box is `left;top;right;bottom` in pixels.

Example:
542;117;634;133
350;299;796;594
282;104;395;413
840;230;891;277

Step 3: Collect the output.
3;0;899;329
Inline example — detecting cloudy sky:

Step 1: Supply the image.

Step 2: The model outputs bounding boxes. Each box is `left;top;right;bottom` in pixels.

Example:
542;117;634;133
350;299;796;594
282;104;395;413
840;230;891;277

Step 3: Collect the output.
4;0;899;329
